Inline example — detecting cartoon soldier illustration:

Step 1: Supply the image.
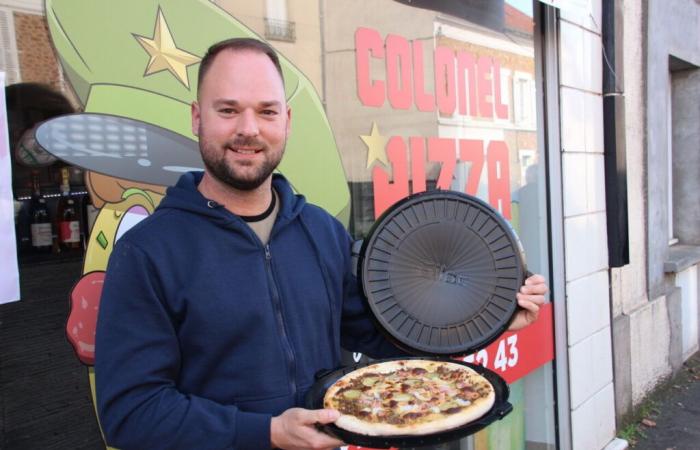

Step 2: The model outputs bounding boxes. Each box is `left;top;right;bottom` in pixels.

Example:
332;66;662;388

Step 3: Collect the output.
35;0;351;424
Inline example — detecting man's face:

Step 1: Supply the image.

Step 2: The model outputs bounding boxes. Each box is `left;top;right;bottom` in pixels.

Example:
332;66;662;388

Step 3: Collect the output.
192;49;290;191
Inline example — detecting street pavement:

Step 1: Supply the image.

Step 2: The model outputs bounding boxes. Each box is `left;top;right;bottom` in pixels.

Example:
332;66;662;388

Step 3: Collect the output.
631;351;700;450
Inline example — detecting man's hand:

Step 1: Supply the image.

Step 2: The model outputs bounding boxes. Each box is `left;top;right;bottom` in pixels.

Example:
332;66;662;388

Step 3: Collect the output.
270;408;345;450
508;273;548;331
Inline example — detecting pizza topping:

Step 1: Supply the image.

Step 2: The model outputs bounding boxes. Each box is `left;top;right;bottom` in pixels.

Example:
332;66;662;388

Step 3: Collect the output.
463;390;480;400
392;392;413;402
413;391;430;401
455;398;472;407
325;360;495;432
439;401;459;411
342;389;362;400
362;376;379;387
398;403;417;413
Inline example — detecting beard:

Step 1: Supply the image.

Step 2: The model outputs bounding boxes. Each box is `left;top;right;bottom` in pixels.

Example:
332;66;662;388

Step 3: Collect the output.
199;134;284;191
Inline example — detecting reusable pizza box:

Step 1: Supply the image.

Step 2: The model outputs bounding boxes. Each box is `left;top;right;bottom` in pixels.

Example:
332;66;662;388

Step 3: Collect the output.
306;190;528;448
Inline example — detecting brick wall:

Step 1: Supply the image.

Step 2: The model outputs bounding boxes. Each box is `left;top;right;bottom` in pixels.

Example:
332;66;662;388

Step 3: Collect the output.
14;12;62;90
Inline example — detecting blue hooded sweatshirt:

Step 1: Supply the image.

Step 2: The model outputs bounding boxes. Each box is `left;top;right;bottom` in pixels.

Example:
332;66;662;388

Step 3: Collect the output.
95;172;400;450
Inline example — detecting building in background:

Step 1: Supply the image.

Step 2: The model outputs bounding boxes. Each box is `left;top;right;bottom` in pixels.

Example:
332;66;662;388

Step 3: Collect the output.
0;1;698;450
610;0;700;422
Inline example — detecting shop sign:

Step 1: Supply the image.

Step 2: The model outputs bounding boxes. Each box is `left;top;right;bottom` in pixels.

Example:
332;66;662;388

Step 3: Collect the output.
355;27;515;220
353;24;555;385
354;22;554;383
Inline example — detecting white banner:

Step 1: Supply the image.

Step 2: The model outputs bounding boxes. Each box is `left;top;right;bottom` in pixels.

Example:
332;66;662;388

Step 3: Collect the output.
538;0;591;16
0;71;21;304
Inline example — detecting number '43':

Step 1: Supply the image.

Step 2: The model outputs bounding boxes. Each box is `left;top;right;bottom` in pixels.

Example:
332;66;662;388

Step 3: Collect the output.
494;335;519;372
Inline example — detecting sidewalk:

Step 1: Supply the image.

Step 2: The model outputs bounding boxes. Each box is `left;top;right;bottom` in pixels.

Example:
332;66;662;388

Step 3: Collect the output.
625;351;700;450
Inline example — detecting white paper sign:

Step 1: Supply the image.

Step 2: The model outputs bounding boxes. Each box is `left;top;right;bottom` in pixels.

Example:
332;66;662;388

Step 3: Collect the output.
0;71;21;304
538;0;591;16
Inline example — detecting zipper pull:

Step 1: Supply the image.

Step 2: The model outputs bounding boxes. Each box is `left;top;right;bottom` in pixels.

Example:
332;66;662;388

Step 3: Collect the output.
265;244;271;260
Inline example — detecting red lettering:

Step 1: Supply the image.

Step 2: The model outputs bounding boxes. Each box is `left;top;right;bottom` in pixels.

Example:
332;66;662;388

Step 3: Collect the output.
386;34;412;110
428;137;456;189
487;140;511;219
371;135;513;221
456;50;478;117
459;139;484;195
477;56;493;119
410;137;426;194
355;27;385;107
355;28;510;121
493;59;509;120
373;137;409;218
434;46;456;116
411;39;435;112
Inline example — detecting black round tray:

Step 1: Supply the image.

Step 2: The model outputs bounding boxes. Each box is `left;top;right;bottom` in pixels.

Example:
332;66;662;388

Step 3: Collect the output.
305;357;512;448
358;190;527;356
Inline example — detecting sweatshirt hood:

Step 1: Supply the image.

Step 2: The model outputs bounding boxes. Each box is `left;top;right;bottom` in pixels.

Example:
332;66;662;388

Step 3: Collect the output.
157;171;307;227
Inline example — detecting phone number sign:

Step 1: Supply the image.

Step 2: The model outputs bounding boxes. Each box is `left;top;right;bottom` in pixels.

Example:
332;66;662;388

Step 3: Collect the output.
456;302;554;384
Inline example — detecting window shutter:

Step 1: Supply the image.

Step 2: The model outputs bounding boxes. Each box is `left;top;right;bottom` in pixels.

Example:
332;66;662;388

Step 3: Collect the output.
0;8;21;85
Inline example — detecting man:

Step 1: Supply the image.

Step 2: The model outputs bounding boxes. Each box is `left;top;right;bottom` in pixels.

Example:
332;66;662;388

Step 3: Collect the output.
95;38;548;450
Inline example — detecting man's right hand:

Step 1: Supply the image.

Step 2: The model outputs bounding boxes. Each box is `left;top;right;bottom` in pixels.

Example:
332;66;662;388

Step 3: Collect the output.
270;408;345;450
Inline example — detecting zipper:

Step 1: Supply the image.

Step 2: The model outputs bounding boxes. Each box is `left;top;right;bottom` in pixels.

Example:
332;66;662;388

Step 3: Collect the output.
264;244;297;396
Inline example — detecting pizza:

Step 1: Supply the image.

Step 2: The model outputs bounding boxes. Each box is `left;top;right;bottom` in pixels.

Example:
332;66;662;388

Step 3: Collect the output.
323;359;495;436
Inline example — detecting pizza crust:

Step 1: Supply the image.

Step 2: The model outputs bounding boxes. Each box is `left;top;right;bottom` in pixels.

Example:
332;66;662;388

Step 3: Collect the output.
323;360;495;436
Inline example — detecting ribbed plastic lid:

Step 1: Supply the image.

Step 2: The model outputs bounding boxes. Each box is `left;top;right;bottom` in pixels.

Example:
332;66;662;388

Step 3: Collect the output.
358;190;526;355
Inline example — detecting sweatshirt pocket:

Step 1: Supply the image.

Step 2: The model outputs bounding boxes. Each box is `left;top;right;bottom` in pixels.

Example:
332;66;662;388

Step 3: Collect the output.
234;391;296;415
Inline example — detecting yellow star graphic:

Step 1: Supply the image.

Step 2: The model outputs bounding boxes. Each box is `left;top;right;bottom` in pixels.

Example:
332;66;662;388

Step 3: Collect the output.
360;122;389;169
133;7;200;88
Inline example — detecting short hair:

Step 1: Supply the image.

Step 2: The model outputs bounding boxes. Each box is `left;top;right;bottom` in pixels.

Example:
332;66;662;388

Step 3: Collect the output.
197;38;284;93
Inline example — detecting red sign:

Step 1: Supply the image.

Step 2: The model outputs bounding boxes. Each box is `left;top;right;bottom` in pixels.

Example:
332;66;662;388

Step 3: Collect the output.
355;27;509;118
354;26;516;221
456;302;554;384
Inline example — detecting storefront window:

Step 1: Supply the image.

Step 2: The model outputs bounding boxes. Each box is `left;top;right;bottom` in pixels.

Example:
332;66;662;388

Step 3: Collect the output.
2;1;555;448
3;5;86;263
224;1;557;448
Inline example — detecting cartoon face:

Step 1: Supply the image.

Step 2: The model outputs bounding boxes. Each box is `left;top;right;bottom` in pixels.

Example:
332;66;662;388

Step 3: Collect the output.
43;0;351;222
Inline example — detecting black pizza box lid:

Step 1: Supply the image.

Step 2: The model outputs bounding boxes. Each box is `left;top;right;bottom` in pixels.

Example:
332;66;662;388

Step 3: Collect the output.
357;190;527;356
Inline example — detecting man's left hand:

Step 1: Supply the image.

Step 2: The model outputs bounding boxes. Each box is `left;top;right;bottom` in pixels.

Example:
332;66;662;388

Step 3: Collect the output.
508;273;548;331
